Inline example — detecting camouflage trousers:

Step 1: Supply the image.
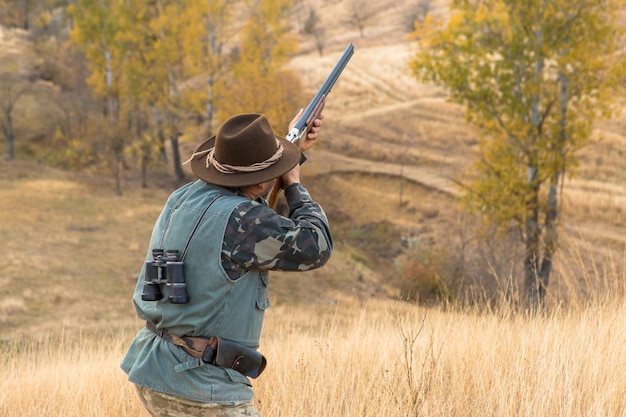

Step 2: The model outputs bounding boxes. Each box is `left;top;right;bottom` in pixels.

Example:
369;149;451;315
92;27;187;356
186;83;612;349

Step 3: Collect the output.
135;385;262;417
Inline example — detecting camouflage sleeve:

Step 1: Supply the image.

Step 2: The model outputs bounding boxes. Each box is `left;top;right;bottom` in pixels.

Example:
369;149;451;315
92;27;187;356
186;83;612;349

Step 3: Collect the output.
222;183;332;278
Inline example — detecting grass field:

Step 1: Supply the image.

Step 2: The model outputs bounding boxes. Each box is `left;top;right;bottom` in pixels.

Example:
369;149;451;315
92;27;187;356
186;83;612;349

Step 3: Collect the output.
2;159;626;416
3;297;626;416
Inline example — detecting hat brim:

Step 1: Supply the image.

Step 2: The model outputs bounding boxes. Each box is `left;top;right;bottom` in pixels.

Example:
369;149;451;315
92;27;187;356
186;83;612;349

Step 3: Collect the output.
190;134;301;188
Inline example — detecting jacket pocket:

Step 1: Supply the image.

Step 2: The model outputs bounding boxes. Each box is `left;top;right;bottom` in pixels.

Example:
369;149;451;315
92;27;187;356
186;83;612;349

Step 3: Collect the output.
256;272;270;310
224;367;253;386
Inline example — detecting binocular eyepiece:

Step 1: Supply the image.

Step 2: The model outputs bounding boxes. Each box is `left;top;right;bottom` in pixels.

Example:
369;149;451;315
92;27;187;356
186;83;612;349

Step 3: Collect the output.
141;248;190;304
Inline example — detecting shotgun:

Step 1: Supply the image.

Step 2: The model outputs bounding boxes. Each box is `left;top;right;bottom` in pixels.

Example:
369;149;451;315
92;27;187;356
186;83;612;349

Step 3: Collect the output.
268;43;355;208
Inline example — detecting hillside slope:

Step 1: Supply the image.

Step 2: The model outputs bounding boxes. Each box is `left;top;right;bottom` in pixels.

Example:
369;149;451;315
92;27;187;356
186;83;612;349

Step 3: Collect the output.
295;3;626;260
3;3;626;339
284;2;626;307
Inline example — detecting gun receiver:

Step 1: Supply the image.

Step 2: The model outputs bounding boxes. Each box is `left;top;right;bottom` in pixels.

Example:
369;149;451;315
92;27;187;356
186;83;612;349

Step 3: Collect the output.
269;43;354;208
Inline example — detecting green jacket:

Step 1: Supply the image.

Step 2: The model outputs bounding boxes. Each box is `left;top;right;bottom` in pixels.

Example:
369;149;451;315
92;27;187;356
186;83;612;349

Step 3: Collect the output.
121;180;332;403
121;181;269;403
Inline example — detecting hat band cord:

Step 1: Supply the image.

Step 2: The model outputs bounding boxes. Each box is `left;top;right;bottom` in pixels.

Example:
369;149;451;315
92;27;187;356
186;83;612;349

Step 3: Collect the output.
184;140;284;174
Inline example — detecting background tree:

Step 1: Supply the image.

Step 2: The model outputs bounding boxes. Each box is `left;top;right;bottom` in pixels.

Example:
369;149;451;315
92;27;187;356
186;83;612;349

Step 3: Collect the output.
216;0;303;132
410;0;626;308
0;72;30;160
70;0;198;187
44;45;100;170
68;0;128;194
301;6;326;56
0;0;57;29
150;0;193;184
184;0;239;137
404;0;433;32
344;0;376;38
67;0;305;188
113;0;167;187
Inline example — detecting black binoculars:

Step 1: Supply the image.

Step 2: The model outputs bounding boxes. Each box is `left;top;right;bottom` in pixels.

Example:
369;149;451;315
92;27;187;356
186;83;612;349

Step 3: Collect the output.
141;248;190;304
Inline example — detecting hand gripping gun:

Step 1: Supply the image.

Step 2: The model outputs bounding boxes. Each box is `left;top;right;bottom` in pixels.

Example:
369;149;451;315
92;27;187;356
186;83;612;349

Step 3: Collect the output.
268;43;355;209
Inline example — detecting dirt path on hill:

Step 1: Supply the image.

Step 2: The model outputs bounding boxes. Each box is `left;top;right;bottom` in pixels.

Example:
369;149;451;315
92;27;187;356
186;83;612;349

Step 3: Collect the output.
308;146;626;260
306;149;460;197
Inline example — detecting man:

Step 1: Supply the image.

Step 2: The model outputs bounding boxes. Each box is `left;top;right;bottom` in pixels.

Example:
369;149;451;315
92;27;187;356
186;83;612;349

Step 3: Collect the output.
121;111;332;417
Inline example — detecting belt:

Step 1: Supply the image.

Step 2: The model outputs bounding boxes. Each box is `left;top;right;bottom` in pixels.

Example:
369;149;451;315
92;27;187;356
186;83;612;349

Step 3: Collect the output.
145;321;217;363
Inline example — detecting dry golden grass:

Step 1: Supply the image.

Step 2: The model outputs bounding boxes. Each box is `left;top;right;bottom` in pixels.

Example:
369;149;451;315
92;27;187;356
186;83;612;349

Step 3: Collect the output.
262;300;626;416
1;329;145;416
3;296;626;417
0;160;168;338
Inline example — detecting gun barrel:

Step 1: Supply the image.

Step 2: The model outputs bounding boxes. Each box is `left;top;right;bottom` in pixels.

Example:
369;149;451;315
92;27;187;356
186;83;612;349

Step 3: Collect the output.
291;43;355;139
270;43;354;209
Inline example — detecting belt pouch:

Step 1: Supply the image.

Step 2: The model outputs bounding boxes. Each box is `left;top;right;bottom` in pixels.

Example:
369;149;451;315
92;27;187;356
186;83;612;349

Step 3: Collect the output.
213;337;267;378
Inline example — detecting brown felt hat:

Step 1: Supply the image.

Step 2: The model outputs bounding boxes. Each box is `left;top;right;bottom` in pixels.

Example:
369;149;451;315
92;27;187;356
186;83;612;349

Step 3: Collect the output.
189;114;300;187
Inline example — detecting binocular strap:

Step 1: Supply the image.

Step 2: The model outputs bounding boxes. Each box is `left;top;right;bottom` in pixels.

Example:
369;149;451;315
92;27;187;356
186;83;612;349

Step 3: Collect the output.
159;195;224;263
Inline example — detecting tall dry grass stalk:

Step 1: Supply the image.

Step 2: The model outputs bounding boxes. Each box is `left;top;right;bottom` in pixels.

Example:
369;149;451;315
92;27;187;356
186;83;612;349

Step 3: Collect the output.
552;233;626;311
4;292;626;417
257;297;626;417
1;329;146;416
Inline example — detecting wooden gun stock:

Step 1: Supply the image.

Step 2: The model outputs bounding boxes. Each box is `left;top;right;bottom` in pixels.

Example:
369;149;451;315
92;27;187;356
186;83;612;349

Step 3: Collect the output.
267;175;284;209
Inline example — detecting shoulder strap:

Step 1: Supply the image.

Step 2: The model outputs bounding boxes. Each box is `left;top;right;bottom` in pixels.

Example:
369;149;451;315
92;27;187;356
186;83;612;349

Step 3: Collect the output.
179;196;222;262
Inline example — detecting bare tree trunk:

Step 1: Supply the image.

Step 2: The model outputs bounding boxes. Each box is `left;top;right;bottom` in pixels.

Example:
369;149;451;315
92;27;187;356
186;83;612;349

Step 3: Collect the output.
524;167;542;308
114;156;122;196
535;71;568;307
135;110;150;189
152;107;168;163
0;74;29;161
524;40;547;309
537;180;559;300
141;156;148;189
206;77;215;137
170;133;185;183
525;175;561;308
3;109;15;160
103;47;124;195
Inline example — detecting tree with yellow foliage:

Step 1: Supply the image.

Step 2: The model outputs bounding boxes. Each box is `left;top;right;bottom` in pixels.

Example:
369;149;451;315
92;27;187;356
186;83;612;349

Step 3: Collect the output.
216;0;303;132
183;0;239;136
411;0;626;307
69;0;129;194
69;0;305;188
70;0;204;185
